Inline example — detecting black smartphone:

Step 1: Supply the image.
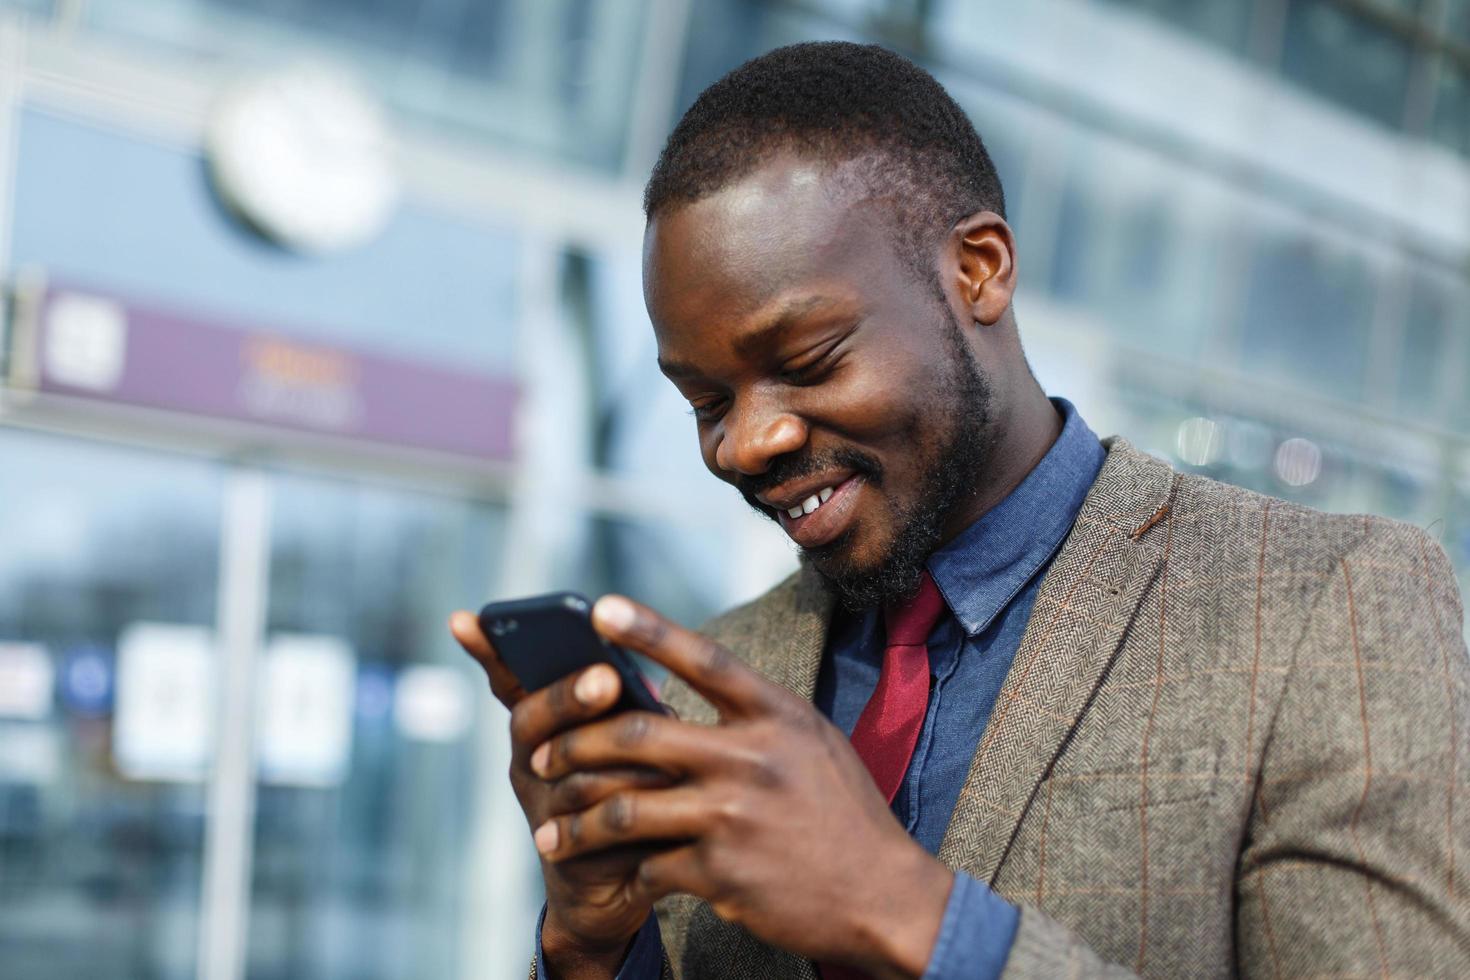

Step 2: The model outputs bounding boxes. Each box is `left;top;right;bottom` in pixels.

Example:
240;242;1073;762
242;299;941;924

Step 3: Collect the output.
477;591;662;714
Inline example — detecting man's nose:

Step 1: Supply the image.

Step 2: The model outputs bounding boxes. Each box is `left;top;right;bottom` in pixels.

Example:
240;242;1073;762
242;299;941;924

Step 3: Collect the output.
714;399;807;476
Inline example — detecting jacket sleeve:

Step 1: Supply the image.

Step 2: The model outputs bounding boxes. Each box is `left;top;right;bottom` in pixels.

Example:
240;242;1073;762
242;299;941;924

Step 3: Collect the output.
998;906;1140;978
996;525;1470;979
1230;526;1470;976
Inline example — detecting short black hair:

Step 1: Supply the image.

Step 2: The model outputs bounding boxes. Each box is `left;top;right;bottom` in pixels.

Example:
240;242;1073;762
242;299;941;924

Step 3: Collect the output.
644;41;1007;283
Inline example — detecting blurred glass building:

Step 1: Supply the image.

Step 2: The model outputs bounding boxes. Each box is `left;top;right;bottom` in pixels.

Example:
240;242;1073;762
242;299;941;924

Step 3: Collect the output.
0;1;1465;979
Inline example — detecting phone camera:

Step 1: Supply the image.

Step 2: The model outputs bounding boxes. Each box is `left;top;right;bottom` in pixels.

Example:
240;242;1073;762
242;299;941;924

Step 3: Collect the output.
488;618;518;637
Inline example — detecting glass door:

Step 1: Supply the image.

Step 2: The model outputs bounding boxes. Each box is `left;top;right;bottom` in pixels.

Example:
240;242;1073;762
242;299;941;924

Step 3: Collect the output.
244;470;507;980
0;428;225;980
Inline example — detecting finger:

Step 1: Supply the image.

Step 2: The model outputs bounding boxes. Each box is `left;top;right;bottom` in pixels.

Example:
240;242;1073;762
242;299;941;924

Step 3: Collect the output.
509;664;624;766
592;595;782;719
549;842;663;880
449;611;526;707
543;767;674;817
531;710;737;782
532;787;707;862
629;843;707;906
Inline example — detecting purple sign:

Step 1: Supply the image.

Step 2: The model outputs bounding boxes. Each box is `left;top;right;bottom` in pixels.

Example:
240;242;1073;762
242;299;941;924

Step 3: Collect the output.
30;284;519;460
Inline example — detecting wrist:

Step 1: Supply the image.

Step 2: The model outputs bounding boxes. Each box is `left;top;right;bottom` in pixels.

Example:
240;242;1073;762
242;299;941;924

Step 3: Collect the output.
541;908;635;980
848;843;954;980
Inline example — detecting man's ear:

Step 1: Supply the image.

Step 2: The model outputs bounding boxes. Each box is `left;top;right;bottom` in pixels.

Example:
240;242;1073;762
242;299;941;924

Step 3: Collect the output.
949;211;1017;327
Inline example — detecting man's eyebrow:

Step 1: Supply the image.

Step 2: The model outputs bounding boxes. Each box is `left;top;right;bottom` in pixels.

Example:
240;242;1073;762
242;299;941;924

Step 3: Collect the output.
657;356;701;380
731;296;842;359
656;296;845;380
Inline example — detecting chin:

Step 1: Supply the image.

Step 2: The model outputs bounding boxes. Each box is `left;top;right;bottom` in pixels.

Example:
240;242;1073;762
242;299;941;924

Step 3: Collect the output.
804;528;922;612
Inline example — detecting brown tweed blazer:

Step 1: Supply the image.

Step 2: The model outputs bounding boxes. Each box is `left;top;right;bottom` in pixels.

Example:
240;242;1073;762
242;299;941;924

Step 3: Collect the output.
652;437;1470;978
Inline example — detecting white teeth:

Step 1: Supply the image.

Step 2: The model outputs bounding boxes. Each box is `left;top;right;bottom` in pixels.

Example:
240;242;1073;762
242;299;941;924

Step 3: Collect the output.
782;485;840;521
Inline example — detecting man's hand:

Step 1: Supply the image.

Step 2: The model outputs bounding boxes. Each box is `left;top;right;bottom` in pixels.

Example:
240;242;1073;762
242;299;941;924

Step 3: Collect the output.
449;611;671;980
524;596;955;980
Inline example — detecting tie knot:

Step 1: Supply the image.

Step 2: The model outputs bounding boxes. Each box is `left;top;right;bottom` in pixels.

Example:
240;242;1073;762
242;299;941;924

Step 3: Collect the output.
883;570;945;646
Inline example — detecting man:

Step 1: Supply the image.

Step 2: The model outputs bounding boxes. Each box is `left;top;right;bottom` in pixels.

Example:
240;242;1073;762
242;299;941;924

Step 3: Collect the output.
450;42;1470;978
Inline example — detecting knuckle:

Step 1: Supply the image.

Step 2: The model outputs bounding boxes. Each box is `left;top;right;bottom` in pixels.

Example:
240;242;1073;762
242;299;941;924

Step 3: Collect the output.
636;612;670;648
615;712;652;748
565;812;584;847
779;698;820;732
746;753;784;790
545;676;575;718
508;704;535;745
552;731;576;770
709;793;747;833
695;638;734;681
551;772;594;811
603;792;636;833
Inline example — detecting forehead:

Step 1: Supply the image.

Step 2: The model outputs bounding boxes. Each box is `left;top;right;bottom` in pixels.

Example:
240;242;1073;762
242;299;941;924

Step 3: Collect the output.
642;155;905;337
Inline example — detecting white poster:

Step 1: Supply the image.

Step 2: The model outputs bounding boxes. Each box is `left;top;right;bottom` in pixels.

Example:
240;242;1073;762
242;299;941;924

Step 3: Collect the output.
394;664;472;743
44;292;128;392
0;643;54;720
113;623;216;782
257;634;355;787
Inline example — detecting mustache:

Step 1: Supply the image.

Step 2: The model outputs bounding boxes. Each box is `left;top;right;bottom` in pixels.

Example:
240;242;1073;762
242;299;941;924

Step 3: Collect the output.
736;446;883;515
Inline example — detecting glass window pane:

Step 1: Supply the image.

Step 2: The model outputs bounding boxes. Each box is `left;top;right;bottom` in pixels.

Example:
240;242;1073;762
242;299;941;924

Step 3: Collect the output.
1281;0;1414;129
1395;273;1452;417
0;0;52;15
0;431;224;980
1239;228;1375;401
1447;0;1470;42
247;474;507;980
1431;61;1470;156
82;0;650;171
1049;179;1097;302
1093;0;1254;52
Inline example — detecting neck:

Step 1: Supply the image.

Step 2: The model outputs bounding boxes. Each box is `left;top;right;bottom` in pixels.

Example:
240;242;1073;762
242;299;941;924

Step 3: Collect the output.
940;375;1062;542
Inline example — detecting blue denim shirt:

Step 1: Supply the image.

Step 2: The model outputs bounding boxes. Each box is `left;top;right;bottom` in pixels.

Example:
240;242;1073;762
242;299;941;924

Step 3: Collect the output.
536;399;1106;979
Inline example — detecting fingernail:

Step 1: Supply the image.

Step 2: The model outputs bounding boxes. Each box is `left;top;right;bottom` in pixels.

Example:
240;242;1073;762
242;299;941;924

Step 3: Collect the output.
533;821;559;854
594;596;635;632
531;743;550;776
574;667;613;705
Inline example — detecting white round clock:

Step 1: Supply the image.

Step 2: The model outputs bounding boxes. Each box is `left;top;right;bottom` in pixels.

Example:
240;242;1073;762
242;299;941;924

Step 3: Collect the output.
207;65;400;255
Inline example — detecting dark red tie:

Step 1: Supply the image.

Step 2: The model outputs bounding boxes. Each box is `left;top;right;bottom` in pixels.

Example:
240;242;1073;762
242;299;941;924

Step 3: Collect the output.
821;571;946;980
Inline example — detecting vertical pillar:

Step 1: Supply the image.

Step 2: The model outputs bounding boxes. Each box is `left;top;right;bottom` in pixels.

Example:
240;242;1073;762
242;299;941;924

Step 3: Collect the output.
197;469;272;980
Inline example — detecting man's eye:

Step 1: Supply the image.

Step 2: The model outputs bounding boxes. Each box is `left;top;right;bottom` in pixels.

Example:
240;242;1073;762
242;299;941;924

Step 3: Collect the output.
780;354;834;385
689;399;726;422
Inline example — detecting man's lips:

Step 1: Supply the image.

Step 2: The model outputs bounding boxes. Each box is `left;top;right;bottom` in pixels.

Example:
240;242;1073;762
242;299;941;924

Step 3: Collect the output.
775;476;862;548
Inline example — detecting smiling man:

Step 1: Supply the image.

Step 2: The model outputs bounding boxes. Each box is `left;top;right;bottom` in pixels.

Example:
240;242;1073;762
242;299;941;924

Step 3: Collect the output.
451;42;1470;979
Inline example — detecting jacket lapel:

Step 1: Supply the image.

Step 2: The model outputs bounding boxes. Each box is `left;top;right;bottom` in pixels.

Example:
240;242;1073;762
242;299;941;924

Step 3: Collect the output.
937;438;1177;884
742;559;834;704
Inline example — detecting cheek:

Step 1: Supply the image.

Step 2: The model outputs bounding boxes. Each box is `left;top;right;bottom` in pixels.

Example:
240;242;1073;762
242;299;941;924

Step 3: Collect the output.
809;357;928;446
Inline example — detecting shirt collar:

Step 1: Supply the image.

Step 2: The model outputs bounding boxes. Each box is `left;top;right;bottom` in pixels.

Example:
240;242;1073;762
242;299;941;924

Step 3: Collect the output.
926;398;1105;637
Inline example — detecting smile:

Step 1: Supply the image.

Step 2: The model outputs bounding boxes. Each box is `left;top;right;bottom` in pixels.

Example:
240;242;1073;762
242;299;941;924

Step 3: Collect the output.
783;485;836;519
775;476;862;549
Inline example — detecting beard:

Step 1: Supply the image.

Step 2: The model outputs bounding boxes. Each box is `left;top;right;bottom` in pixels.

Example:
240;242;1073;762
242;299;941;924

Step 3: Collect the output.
738;313;997;612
